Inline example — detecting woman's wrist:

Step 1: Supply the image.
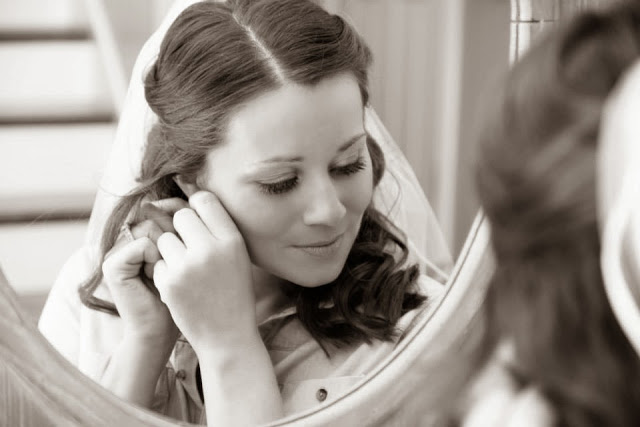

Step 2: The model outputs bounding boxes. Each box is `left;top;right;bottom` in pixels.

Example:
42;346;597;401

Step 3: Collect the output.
191;326;263;363
100;334;174;408
196;330;284;426
124;328;176;353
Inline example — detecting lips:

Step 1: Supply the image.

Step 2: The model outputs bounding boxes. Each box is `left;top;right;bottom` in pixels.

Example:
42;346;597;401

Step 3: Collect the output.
296;235;342;248
294;234;344;257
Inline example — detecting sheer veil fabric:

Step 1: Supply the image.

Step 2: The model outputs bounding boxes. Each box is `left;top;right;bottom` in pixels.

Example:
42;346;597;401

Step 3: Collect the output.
598;59;640;357
84;0;453;283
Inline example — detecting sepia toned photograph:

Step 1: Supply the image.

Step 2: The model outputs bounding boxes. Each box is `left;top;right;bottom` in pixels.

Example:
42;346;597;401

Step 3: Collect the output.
1;1;638;426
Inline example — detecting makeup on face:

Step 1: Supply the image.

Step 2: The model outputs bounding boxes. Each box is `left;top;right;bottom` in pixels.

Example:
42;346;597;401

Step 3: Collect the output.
195;73;374;288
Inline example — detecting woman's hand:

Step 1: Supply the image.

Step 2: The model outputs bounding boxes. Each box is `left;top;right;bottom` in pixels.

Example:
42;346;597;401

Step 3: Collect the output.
154;190;284;426
102;198;188;345
153;191;258;354
98;198;189;408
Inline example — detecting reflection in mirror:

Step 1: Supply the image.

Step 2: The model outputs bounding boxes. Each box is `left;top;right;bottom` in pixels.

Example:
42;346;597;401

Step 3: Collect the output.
0;0;507;425
0;198;492;427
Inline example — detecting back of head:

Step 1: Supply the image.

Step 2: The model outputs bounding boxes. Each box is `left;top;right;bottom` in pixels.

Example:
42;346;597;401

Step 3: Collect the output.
474;1;640;425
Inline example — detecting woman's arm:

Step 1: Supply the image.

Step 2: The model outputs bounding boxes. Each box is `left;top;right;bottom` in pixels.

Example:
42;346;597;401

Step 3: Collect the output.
198;332;284;426
153;190;285;426
100;231;179;408
99;333;175;408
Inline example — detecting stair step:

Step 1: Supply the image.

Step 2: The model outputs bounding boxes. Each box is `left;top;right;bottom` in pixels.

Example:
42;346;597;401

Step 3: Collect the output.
0;123;115;220
0;29;91;42
0;1;89;34
0;115;115;126
0;219;88;296
0;41;114;121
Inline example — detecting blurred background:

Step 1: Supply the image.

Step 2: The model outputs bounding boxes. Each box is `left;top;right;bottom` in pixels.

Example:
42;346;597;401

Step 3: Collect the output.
0;0;517;320
0;0;174;318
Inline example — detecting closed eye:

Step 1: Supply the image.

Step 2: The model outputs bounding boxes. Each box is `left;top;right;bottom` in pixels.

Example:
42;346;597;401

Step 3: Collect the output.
259;177;298;195
258;157;365;196
331;157;366;176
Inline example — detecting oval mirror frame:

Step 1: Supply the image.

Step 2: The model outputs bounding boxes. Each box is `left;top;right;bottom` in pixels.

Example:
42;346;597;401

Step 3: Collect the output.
0;0;503;424
0;212;490;427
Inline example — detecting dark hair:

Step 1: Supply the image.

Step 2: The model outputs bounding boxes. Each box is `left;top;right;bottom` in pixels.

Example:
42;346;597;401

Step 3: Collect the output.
471;1;640;425
79;0;424;349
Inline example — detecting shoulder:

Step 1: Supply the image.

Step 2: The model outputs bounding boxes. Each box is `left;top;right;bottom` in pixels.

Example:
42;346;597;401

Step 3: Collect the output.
389;273;445;341
462;384;554;427
38;247;123;375
461;344;555;427
38;247;95;364
38;248;95;329
416;272;446;300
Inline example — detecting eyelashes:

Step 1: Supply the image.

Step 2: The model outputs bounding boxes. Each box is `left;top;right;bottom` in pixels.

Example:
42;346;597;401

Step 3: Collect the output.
258;157;366;195
259;177;298;195
331;158;366;176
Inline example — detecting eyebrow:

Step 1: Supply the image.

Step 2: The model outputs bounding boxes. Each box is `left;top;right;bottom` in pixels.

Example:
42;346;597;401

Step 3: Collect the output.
259;132;367;164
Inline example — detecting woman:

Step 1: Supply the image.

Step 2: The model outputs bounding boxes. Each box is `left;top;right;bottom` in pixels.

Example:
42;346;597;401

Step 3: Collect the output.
455;1;640;425
39;0;446;425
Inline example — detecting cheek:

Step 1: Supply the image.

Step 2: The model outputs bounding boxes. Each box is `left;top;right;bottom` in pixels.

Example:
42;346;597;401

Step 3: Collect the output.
214;187;296;244
196;168;292;243
341;166;374;216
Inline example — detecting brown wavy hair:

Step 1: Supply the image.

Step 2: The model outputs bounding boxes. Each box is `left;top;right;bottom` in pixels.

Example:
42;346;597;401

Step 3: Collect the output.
470;1;640;426
79;0;425;348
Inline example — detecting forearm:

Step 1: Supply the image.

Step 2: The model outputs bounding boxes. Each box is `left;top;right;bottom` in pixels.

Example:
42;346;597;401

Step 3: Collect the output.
100;335;172;408
197;333;284;427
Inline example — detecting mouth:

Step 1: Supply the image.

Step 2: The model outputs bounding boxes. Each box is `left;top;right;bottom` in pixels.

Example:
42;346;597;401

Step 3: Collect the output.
294;234;344;257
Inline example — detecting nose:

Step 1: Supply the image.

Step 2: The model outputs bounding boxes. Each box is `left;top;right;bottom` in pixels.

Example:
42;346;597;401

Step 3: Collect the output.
302;176;347;227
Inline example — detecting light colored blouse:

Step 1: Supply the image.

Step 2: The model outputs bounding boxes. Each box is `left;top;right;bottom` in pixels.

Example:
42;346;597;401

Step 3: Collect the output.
460;343;554;427
39;248;444;424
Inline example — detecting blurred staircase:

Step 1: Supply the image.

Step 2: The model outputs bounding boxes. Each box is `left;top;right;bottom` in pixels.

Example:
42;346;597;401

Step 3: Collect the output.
0;0;126;321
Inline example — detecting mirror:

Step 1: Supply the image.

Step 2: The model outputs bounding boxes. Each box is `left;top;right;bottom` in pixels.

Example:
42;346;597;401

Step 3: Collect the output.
3;0;590;424
0;208;492;427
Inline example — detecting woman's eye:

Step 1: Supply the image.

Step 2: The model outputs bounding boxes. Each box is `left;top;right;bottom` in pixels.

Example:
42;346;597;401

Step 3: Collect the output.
331;157;366;176
259;177;298;195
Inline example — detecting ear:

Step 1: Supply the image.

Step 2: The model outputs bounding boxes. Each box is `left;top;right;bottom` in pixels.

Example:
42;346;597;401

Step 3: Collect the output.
173;175;200;198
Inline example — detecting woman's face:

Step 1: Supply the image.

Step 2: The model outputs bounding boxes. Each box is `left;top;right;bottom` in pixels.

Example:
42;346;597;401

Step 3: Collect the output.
196;73;374;287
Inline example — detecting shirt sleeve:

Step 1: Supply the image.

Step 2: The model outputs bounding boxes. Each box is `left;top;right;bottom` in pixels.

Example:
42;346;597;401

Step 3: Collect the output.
38;248;194;422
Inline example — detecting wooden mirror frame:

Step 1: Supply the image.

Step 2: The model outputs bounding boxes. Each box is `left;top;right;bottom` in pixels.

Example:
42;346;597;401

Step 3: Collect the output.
0;213;490;427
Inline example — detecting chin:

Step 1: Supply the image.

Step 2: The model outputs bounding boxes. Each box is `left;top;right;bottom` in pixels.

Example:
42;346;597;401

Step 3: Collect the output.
254;237;355;287
294;269;343;288
277;259;346;288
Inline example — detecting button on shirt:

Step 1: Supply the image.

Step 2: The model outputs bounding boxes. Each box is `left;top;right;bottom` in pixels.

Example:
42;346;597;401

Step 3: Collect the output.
39;249;444;424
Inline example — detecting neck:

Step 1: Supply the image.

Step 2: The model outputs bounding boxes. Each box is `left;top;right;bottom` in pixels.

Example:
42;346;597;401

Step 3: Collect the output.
251;265;290;324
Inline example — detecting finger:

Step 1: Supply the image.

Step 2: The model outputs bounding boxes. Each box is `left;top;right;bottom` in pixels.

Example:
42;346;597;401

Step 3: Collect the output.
139;204;174;232
143;262;155;280
103;237;160;282
111;222;136;251
157;231;186;265
152;260;169;301
173;175;199;198
189;191;240;240
130;219;165;244
143;198;190;216
140;198;190;231
147;197;190;212
172;208;211;249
